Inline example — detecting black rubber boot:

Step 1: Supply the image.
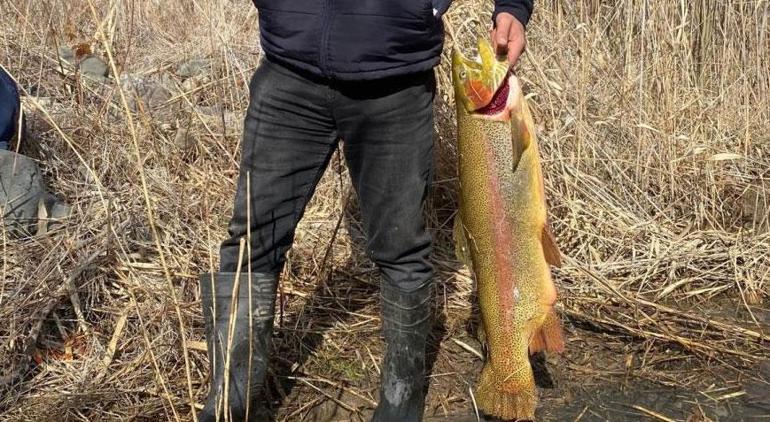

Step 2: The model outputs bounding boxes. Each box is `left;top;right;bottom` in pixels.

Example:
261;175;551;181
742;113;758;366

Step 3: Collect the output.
373;282;433;422
198;272;277;422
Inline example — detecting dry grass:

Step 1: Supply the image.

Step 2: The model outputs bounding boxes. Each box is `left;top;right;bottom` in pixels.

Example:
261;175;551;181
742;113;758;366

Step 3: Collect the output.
1;0;768;420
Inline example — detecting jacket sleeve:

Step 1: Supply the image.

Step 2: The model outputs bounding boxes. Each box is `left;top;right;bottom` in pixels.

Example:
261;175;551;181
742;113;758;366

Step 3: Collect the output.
493;0;534;27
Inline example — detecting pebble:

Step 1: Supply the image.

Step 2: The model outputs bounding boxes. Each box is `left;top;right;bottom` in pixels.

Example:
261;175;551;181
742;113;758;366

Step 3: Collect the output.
173;124;199;151
120;74;173;112
79;56;109;81
176;58;210;79
58;46;76;64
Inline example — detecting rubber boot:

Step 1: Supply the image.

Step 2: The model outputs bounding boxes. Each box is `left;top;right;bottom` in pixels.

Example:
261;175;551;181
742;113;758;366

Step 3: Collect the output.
373;282;433;422
198;272;277;422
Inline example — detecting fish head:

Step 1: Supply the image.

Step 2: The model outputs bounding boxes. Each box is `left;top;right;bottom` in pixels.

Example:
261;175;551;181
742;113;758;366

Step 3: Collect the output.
452;37;511;115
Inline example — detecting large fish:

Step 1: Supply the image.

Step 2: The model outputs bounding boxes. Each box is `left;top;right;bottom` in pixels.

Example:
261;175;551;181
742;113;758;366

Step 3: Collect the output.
452;38;565;420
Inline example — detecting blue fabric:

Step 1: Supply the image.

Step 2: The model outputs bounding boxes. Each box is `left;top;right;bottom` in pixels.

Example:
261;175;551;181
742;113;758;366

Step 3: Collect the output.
252;0;533;81
0;67;20;150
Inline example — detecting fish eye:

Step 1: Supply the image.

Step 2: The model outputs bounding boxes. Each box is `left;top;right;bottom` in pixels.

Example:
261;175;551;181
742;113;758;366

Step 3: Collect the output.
459;70;467;79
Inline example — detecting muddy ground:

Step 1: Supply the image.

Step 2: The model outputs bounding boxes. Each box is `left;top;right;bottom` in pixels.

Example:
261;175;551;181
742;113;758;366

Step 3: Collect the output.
248;266;770;422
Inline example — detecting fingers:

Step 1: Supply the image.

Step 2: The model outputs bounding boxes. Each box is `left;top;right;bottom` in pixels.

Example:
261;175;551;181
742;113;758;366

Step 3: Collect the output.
494;17;512;57
506;26;526;65
492;12;527;66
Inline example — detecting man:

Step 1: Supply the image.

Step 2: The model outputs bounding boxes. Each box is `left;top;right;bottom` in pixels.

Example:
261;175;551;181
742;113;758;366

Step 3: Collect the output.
0;65;20;150
199;1;533;420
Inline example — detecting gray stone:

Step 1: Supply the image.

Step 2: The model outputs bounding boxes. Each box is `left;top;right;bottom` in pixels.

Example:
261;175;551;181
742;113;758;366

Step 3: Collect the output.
36;193;71;234
120;74;173;113
0;151;71;236
79;56;109;80
0;150;46;236
173;125;199;151
58;46;76;64
47;197;71;220
177;58;210;79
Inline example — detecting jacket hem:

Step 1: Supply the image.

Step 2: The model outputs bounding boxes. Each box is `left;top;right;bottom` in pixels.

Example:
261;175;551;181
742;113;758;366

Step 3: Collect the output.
263;51;442;81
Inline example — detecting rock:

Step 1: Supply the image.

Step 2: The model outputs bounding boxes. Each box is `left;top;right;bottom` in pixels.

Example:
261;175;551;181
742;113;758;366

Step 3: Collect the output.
58;46;76;64
120;74;173;113
0;150;46;236
173;125;199;151
46;197;71;220
79;56;109;81
176;58;210;79
36;193;71;235
0;150;72;236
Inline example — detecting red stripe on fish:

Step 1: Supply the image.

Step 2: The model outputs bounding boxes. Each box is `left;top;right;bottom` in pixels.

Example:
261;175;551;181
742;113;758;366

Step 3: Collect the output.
481;136;516;323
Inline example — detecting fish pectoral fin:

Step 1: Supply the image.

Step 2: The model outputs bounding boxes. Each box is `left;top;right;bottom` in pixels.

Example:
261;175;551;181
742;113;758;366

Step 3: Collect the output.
528;309;565;354
541;224;563;267
453;215;474;271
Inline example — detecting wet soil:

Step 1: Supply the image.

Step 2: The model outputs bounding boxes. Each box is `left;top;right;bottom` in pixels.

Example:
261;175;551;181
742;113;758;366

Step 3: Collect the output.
265;253;769;422
271;311;770;422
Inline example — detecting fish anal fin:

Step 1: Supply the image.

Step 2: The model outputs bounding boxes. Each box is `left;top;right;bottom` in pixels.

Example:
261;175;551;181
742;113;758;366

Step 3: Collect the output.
529;309;565;354
541;224;562;267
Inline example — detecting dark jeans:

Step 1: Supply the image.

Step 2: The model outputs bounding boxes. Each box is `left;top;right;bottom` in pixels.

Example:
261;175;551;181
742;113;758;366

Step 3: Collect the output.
219;59;435;292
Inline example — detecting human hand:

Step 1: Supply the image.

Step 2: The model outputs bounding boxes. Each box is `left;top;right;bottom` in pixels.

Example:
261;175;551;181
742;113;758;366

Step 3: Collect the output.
491;12;527;66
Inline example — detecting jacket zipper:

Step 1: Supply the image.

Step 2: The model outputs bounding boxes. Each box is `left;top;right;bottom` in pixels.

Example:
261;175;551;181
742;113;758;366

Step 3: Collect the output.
319;0;333;78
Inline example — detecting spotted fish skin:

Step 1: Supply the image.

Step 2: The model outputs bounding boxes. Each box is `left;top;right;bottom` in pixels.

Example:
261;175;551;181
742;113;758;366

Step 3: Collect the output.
452;39;564;421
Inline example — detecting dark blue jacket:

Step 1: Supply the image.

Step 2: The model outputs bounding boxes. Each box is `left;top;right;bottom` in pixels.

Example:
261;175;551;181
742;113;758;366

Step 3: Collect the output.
253;0;533;80
0;67;20;149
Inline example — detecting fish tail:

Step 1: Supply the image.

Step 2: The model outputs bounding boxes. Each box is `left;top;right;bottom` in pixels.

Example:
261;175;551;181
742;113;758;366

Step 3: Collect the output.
529;308;565;354
475;362;537;420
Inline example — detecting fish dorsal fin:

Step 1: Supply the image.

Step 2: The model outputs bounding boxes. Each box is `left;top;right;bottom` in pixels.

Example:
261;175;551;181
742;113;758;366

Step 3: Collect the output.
542;224;562;267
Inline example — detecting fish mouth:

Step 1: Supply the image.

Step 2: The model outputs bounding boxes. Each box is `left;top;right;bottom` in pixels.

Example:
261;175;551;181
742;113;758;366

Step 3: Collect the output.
452;37;511;114
474;75;511;116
